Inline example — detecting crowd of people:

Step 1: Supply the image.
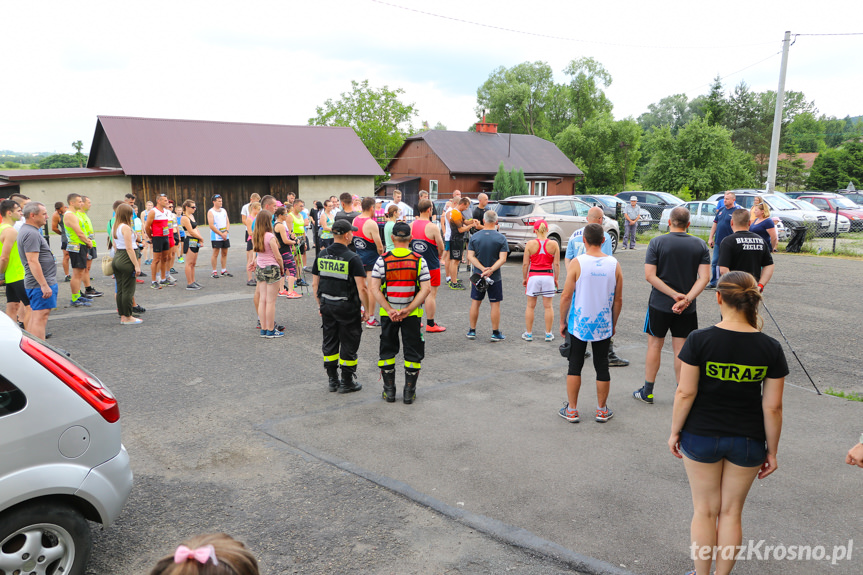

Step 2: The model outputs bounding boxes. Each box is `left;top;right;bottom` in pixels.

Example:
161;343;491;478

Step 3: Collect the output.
2;187;861;575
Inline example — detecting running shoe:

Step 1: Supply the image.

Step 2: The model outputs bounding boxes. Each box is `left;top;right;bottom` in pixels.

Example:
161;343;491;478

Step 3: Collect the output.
84;287;104;297
303;266;312;273
160;279;176;287
169;268;178;274
260;329;267;338
144;259;152;265
449;281;465;290
151;281;162;290
425;324;446;333
186;283;202;290
607;350;630;367
365;317;380;328
166;274;178;282
246;279;257;286
221;270;233;277
70;299;91;307
295;278;309;287
120;318;143;325
77;295;93;302
286;291;302;299
267;330;285;338
632;386;654;404
521;332;533;342
595;406;614;422
177;257;184;263
64;274;71;282
132;305;146;313
136;278;145;284
490;332;506;342
212;271;219;278
278;289;289;297
466;329;476;340
191;282;203;289
455;279;466;289
558;402;579;423
545;333;555;342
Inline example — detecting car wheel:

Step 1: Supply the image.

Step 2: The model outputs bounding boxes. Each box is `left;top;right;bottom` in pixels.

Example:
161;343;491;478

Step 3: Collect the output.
548;234;562;253
0;503;92;575
608;231;618;253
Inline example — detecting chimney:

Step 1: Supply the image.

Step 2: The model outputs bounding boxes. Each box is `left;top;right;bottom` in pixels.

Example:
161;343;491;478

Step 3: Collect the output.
475;114;498;134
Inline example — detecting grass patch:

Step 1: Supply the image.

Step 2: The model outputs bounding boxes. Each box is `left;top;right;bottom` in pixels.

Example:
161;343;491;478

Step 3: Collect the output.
825;388;863;402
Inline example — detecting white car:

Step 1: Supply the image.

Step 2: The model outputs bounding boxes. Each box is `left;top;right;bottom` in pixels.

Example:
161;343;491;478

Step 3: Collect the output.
662;199;790;240
0;314;133;575
793;200;851;235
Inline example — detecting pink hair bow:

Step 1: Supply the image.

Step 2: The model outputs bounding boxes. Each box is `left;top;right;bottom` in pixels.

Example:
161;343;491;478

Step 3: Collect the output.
174;544;219;566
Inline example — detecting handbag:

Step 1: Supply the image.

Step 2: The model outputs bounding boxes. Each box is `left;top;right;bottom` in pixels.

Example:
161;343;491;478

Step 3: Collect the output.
101;254;114;276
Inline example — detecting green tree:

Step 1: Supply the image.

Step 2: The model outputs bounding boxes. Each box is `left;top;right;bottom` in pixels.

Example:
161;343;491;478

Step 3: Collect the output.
776;149;807;191
637;93;695;135
556;114;641;194
806;141;863;190
783;112;824;153
71;140;85;167
493;162;528;199
309;80;418;179
38;154;83;169
563;57;613;129
476;61;554;136
641;118;756;199
704;75;726;126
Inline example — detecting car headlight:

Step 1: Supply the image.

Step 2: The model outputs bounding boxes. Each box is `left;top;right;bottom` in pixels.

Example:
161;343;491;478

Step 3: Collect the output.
801;213;817;221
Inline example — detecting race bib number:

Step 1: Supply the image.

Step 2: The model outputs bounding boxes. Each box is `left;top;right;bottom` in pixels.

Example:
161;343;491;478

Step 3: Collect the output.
67;243;80;253
163;227;170;236
189;239;199;247
88;233;96;239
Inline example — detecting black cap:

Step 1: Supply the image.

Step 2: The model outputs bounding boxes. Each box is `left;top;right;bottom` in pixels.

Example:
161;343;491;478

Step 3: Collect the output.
391;222;411;238
332;219;358;235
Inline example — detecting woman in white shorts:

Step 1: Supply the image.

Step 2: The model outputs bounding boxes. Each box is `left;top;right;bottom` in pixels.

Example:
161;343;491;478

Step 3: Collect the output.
522;219;560;342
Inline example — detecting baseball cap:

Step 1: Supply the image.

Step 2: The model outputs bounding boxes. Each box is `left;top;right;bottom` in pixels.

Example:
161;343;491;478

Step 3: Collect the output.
391;222;412;238
332;219;358;235
533;219;547;231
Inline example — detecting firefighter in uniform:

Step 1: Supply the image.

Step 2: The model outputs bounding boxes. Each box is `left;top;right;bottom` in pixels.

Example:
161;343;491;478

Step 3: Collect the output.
370;222;431;404
311;219;369;393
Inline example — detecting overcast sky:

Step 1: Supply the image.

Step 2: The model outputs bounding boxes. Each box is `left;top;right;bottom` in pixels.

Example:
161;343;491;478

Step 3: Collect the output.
3;0;861;153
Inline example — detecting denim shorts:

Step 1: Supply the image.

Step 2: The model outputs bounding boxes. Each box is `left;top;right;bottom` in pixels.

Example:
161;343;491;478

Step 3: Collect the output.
679;430;767;468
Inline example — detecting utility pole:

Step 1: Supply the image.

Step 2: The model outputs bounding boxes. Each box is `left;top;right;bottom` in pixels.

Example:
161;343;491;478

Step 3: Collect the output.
765;31;791;194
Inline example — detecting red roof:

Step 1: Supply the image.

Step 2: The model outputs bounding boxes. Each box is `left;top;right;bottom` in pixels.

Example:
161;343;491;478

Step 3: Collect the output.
0;168;124;181
90;116;384;177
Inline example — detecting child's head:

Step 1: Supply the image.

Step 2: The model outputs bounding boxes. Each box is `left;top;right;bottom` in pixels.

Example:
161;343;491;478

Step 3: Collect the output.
149;534;259;575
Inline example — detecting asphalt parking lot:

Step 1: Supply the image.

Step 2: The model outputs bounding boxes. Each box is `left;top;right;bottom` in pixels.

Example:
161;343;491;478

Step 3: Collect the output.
26;229;863;574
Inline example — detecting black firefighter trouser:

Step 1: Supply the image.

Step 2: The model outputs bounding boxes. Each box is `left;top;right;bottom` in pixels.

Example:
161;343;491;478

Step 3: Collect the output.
321;304;363;375
378;314;425;372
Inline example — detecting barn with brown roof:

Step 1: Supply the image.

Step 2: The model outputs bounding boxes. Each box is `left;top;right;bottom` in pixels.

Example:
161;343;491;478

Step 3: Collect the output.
382;119;584;207
88;115;384;221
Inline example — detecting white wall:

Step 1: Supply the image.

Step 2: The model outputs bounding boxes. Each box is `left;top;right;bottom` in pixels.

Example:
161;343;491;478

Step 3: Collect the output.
20;176;133;232
298;175;375;205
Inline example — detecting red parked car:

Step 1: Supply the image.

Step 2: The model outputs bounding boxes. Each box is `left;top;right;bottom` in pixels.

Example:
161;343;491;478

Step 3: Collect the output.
798;195;863;231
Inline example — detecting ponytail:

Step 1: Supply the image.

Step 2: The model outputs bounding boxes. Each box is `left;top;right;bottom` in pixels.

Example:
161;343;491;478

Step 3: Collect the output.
717;271;762;330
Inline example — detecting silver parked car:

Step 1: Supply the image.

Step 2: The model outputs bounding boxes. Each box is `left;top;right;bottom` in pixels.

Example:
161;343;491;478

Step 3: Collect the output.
492;195;620;253
573;194;652;231
0;314;133;575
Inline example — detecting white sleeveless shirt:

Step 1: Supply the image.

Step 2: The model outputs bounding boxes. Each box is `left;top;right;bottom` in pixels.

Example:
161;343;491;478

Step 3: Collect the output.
567;254;618;342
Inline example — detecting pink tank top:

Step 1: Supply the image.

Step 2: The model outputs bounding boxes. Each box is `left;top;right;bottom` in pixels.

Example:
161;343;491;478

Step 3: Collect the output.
528;239;554;276
256;232;279;267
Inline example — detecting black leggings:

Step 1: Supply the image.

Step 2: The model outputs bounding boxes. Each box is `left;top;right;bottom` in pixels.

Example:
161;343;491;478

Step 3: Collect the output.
567;335;611;381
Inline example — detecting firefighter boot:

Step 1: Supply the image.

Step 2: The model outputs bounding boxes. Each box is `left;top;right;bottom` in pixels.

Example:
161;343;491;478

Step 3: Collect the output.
403;368;419;404
338;365;362;394
326;363;340;392
381;367;397;403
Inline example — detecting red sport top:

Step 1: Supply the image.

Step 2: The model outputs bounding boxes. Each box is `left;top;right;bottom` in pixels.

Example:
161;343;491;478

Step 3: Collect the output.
528;239;554;276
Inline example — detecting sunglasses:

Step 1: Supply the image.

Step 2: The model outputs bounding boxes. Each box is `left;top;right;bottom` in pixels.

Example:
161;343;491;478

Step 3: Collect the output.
212;195;222;200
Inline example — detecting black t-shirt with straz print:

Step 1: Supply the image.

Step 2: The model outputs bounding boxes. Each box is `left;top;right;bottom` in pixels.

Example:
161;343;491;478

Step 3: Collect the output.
678;326;788;441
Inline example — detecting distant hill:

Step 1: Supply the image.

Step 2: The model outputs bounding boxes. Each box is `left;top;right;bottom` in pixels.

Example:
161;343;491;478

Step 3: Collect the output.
849;116;862;125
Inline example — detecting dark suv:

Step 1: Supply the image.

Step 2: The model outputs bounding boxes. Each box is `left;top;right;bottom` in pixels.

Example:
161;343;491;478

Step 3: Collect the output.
615;191;684;225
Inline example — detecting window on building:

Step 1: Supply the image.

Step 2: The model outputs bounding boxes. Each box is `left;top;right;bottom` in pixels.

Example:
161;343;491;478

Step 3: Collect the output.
534;181;547;196
429;180;438;200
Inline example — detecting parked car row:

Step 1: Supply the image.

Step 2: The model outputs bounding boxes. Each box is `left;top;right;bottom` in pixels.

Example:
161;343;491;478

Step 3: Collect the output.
574;194;652;231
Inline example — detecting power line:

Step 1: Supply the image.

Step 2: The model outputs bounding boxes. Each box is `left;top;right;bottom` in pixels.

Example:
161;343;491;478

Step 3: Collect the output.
794;32;863;36
684;50;783;94
368;0;777;50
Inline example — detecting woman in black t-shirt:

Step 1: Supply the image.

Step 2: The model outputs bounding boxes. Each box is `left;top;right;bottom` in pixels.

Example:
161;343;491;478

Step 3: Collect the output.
668;271;787;575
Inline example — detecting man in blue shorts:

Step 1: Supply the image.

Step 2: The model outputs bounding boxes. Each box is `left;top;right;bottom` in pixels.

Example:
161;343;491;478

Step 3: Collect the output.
634;206;710;405
18;202;58;340
466;210;509;341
